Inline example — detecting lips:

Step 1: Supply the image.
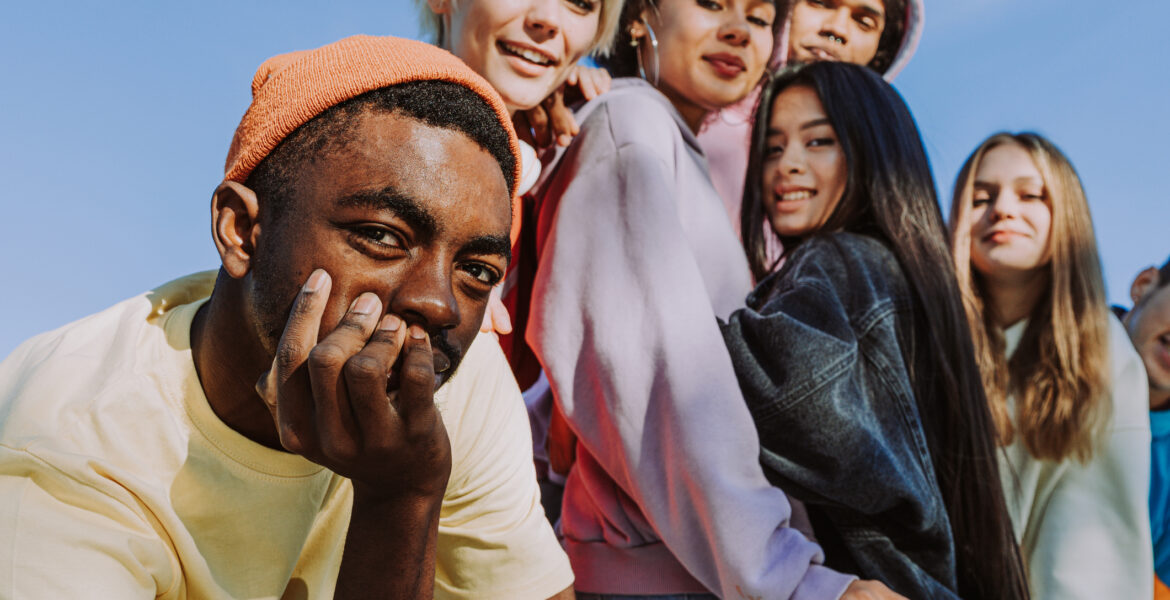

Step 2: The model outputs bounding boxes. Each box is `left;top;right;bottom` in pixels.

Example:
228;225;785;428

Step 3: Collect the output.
982;228;1027;243
801;44;842;62
704;53;746;78
497;41;556;67
773;187;816;213
779;189;814;202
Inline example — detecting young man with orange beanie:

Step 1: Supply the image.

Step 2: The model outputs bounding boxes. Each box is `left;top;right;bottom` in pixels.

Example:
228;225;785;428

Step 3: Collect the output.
0;35;573;599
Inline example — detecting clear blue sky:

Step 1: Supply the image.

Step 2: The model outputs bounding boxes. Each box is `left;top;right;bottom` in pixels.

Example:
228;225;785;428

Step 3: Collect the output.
1;1;1166;357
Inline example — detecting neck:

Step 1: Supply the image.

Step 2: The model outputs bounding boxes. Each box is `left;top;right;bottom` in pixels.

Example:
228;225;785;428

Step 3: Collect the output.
985;270;1049;329
1153;389;1170;412
190;271;284;450
654;83;710;134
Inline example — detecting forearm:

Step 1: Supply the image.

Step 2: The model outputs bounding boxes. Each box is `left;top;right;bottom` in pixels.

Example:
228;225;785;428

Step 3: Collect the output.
335;490;444;599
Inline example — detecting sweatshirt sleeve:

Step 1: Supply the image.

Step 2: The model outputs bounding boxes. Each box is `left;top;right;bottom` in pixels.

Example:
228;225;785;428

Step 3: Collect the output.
1024;321;1153;600
527;121;854;600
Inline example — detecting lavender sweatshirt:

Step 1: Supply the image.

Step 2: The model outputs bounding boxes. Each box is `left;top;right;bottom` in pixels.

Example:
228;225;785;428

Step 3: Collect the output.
524;78;854;599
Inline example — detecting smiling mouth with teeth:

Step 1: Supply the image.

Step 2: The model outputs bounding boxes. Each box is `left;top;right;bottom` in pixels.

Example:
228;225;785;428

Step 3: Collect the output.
498;42;554;66
779;190;815;202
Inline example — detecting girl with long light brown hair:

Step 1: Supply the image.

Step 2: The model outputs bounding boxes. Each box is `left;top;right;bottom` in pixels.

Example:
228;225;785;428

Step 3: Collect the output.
949;131;1152;600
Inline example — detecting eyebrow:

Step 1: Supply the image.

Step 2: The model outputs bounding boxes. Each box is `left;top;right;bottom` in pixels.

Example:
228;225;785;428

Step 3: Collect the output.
853;1;885;18
974;176;1044;185
462;235;512;264
335;185;512;261
766;118;833;136
336;186;437;240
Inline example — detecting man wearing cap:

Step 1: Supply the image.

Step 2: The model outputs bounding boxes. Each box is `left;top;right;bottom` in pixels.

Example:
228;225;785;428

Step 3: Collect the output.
1114;258;1170;597
0;35;573;599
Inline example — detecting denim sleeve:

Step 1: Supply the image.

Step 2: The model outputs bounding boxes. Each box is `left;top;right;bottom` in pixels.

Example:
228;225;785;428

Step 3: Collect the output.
721;268;935;515
720;243;958;597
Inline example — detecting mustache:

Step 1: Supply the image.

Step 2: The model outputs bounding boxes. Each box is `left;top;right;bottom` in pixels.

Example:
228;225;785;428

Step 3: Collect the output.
429;329;463;373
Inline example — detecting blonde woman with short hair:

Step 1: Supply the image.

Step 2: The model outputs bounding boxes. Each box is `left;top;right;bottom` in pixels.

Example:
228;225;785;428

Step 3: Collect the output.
949;131;1153;600
416;0;622;336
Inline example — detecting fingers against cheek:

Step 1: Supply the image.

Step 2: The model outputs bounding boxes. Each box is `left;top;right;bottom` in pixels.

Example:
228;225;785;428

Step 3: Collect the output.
260;269;331;453
276;269;332;376
310;293;384;462
347;314;407;443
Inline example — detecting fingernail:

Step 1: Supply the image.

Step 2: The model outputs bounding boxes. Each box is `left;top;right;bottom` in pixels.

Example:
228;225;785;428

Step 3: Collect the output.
352;294;378;315
409;324;426;340
379;314;401;332
304;269;327;292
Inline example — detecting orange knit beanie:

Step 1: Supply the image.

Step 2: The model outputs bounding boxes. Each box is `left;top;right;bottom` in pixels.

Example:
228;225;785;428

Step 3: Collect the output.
223;35;522;242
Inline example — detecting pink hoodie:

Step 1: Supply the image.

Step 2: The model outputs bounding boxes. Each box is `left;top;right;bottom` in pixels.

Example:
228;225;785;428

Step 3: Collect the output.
698;0;925;238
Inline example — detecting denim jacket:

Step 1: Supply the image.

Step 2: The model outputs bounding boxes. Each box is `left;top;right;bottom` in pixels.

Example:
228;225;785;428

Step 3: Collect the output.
720;232;959;599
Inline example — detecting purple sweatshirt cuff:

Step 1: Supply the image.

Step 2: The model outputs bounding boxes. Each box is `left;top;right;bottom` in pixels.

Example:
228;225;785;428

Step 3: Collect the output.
791;564;857;600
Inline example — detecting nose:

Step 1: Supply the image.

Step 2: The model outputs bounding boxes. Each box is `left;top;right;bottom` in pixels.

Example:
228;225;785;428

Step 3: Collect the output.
718;15;751;47
525;0;562;43
386;259;460;333
990;192;1021;221
776;146;807;177
820;8;851;45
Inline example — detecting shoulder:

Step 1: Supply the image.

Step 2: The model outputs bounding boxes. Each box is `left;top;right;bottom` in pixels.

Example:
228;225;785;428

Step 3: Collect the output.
0;272;213;455
435;333;528;470
576;78;688;154
1105;313;1150;430
0;293;154;444
756;233;905;306
784;232;898;273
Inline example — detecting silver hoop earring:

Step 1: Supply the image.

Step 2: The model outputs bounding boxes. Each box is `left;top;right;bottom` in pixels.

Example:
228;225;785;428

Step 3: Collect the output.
634;23;660;87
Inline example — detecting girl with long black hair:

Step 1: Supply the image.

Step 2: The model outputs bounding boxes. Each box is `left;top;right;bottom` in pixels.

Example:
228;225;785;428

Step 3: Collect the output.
721;61;1030;600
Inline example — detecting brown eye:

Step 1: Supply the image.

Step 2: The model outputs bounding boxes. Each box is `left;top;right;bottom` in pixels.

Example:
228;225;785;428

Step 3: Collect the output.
566;0;596;13
356;226;403;248
460;262;502;285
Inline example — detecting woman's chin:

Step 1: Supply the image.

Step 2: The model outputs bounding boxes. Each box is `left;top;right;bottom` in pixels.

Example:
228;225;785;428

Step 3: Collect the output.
695;86;757;112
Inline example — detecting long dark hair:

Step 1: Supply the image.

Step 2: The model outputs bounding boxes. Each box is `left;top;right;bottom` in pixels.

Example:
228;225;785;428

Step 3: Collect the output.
742;62;1029;600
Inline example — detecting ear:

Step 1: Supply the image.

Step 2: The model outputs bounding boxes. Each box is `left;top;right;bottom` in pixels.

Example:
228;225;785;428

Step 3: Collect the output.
210;180;262;280
1131;266;1160;305
630;11;653;42
426;0;451;16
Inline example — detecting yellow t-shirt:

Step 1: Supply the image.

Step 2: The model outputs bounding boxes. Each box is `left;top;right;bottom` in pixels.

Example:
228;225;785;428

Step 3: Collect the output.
0;272;572;599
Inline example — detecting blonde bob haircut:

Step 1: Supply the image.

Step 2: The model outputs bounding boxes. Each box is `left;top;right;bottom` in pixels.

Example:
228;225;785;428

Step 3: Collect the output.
949;132;1110;463
415;0;624;57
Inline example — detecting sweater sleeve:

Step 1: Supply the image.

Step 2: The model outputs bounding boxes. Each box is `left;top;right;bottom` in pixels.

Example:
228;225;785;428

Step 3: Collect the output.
527;126;854;600
1024;321;1153;600
720;242;958;598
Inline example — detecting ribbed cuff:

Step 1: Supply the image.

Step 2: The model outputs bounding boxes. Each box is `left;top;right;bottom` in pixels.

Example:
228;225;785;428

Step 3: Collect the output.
791;564;857;600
